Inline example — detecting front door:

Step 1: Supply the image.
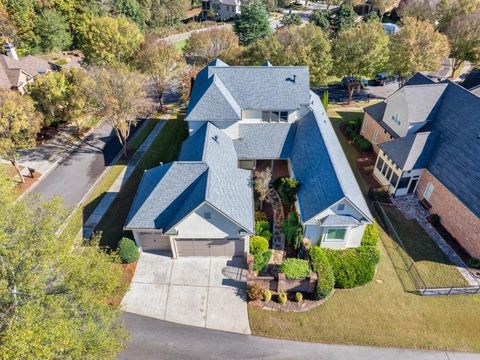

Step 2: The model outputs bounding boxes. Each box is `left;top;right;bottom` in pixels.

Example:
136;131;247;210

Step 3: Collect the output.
408;178;418;194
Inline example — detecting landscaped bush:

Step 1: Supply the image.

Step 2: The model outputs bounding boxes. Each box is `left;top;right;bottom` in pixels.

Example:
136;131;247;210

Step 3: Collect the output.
255;210;268;221
117;237;140;264
361;223;380;246
295;292;303;303
255;220;272;241
274;177;300;206
253;250;272;272
250;235;269;255
282;212;304;250
278;291;288;304
309;246;335;300
263;289;272;302
279;258;310;279
354;135;372;151
247;283;264;301
467;257;480;268
325;246;380;288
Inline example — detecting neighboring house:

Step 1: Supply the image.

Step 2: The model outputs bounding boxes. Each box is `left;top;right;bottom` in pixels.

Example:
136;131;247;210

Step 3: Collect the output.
0;43;53;93
125;60;372;258
201;0;241;20
361;72;480;258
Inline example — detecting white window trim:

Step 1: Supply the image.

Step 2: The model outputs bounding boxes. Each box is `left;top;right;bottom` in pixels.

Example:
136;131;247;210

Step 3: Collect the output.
423;182;434;201
322;227;348;242
372;129;378;144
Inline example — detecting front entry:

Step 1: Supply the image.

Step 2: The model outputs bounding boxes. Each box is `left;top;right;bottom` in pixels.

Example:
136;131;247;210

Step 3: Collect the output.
408;178;419;194
175;238;244;257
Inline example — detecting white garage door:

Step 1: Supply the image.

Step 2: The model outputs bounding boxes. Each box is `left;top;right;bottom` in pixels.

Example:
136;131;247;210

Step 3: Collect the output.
175;238;244;257
138;232;171;252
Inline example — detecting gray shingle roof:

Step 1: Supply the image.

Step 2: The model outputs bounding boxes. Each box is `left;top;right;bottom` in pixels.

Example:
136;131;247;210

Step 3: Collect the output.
321;214;361;227
233;123;296;159
291;92;373;224
379;131;438;171
404;73;435;86
125;162;209;230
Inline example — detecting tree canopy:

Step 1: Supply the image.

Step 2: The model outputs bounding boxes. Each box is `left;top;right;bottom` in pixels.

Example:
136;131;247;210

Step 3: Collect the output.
35;9;72;52
234;0;271;45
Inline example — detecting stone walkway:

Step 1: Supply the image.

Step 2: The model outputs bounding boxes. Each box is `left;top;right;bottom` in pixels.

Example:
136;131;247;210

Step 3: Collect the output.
392;196;479;287
268;184;285;251
81;120;166;239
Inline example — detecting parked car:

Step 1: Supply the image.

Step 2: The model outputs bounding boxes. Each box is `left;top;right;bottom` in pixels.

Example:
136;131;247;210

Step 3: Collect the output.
375;73;397;86
341;76;368;90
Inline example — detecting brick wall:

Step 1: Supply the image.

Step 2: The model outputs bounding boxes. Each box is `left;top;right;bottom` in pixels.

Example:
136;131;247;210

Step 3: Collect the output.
360;113;393;154
417;170;480;259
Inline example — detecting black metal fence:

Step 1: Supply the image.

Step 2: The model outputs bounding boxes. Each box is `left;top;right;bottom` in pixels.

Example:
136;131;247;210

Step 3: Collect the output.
373;201;480;296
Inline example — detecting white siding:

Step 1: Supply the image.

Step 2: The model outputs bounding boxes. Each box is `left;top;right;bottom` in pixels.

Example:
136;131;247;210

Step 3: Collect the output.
212;120;239;138
382;94;410;137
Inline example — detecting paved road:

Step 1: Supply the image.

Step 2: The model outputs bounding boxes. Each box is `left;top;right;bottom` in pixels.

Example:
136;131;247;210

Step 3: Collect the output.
30;121;142;209
121;313;480;360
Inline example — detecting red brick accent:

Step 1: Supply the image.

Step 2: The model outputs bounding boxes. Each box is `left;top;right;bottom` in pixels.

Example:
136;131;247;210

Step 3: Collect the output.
360;113;393;154
416;170;480;259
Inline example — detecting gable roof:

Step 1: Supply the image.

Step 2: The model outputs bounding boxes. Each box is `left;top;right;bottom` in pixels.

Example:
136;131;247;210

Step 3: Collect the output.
0;54;51;90
379;131;438;171
125;162;209;230
291;92;372;224
404;73;435;86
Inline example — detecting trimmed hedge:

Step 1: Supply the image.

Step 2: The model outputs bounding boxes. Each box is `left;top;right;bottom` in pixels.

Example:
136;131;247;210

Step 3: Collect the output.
309;246;335;300
361;223;380;246
255;220;272;241
280;258;310;279
325;246;380;288
253;250;272;272
250;235;269;255
117;237;140;264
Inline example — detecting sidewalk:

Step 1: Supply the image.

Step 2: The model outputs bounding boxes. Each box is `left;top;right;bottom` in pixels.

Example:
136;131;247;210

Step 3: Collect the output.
81;119;166;239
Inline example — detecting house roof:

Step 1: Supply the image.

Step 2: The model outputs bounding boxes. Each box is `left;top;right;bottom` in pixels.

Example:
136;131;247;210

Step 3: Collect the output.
233;123;297;159
461;67;480;89
322;214;361;227
291;92;372;224
187;60;311;120
0;54;51;90
379;131;438;171
404;72;436;86
125;162;209;230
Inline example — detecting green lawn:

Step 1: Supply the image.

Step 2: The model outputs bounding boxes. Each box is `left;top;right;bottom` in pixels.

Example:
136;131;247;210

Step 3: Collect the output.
174;39;187;52
249;229;480;351
380;205;469;288
95;111;188;250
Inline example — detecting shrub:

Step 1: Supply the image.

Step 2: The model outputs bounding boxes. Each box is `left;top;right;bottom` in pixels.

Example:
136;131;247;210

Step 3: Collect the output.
117;237;140;264
274;177;300;205
279;258;310;279
282;212;304;250
357;137;372;152
325;246;380;288
255;220;272;241
250;235;269;255
255;210;268;221
247;283;264;301
263;289;272;302
278;291;288;304
253;250;272;272
361;223;380;246
309;246;335;300
295;292;303;303
467;257;480;268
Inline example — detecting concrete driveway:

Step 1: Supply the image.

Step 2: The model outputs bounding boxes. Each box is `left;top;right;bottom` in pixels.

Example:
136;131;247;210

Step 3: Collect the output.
121;253;251;334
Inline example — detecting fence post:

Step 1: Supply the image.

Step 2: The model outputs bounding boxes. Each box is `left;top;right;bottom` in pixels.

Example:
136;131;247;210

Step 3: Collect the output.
277;272;286;292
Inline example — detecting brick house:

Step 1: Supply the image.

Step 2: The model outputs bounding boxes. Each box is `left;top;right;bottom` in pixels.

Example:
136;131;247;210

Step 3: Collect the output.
361;73;480;259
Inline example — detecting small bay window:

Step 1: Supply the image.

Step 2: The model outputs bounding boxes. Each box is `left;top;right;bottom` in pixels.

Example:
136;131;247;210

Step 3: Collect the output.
323;228;347;242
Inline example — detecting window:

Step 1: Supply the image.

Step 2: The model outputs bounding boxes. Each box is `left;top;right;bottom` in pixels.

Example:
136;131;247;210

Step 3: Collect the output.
386;167;393;180
392;113;401;125
423;182;434;200
397;177;411;189
376;157;384;172
324;228;347;242
280;111;288;122
337;204;345;211
390;172;399;187
372;129;378;144
262;111;270;122
382;162;389;176
271;111;280;122
262;111;289;123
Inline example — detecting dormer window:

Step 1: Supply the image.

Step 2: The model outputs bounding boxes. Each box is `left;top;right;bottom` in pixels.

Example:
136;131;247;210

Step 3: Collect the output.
262;111;289;123
392;113;401;125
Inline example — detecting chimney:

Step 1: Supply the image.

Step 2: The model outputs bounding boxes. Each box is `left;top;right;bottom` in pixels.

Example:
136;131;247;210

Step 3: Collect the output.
4;43;19;60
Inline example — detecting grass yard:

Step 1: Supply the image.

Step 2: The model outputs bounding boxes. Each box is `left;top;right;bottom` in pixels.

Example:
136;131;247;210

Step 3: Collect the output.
380;205;469;288
95;111;188;250
60;119;160;243
174;38;187;51
249;229;480;351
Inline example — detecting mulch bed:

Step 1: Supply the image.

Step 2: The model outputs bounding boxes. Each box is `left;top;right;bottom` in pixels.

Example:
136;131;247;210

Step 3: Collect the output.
109;262;137;306
16;170;42;194
249;297;326;313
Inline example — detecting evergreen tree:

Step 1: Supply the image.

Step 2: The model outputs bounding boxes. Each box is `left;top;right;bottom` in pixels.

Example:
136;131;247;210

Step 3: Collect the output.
234;0;271;45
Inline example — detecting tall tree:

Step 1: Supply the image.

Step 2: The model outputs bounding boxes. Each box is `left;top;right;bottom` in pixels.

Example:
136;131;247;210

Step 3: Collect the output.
445;11;480;77
246;24;332;86
35;9;73;52
234;0;271;46
114;0;146;27
3;0;38;54
436;0;480;30
333;21;389;103
76;15;143;66
0;90;41;183
310;9;331;33
135;36;185;109
389;17;450;81
280;12;303;26
0;4;18;44
0;179;128;359
397;0;439;22
87;67;147;158
330;3;357;34
183;27;243;65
